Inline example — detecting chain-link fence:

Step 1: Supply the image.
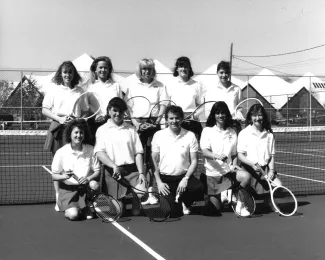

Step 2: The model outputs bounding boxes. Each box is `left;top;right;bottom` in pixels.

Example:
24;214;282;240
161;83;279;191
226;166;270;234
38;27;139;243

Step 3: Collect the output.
1;69;325;129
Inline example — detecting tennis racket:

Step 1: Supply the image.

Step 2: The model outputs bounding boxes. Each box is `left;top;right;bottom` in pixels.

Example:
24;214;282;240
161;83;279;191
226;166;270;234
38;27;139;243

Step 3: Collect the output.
67;172;122;222
42;166;122;222
117;177;172;222
147;99;176;126
234;98;263;121
230;185;256;218
183;101;218;122
260;168;298;217
125;96;151;120
51;91;101;133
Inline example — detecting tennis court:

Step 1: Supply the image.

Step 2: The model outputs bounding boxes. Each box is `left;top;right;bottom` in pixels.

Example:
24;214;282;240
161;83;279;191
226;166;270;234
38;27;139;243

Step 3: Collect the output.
1;127;325;259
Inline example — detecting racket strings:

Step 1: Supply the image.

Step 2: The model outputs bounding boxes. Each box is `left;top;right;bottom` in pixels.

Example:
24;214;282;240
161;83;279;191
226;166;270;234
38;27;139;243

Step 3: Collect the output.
232;188;255;217
72;92;101;119
272;186;297;216
140;192;171;222
92;194;122;222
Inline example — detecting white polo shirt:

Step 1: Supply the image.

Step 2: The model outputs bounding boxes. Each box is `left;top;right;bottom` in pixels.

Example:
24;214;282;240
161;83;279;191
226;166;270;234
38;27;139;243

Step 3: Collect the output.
237;125;275;167
94;119;143;166
200;126;237;177
125;78;169;118
82;79;123;117
151;128;198;176
51;144;100;185
42;84;84;117
205;81;242;118
167;78;205;113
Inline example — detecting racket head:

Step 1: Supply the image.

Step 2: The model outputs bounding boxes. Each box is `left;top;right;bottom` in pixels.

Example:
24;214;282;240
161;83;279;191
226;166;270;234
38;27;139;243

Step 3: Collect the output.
149;100;176;125
231;187;256;218
71;91;101;120
234;98;263;121
91;193;122;222
271;186;297;217
183;101;218;122
140;191;172;222
125;96;151;120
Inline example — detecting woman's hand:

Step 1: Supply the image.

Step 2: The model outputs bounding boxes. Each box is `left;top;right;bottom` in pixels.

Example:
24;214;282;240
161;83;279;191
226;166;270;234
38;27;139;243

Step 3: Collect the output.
214;153;228;162
78;176;90;185
177;177;188;193
95;115;106;123
157;180;170;196
252;163;262;172
139;122;155;131
112;165;122;179
58;116;72;125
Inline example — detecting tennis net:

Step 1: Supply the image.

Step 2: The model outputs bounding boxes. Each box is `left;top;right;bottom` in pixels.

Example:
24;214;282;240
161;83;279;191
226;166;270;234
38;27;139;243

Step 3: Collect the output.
1;126;325;205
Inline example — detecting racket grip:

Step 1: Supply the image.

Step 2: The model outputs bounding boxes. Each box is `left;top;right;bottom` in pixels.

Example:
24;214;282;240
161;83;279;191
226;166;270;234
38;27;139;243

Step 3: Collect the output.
175;192;180;203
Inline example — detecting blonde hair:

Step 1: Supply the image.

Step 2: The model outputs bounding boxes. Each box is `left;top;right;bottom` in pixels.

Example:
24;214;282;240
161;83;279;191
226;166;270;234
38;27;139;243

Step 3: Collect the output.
135;58;156;80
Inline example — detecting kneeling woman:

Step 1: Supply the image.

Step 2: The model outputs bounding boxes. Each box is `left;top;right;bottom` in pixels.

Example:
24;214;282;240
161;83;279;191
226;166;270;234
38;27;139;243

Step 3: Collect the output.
200;101;250;215
51;119;100;220
237;104;282;209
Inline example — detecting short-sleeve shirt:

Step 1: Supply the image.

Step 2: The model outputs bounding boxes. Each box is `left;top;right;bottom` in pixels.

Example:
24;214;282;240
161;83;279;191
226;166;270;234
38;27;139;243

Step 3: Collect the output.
82;79;123;117
151;128;198;176
51;144;100;185
42;84;84;117
200;126;237;177
94;119;143;165
167;78;205;113
205;82;241;118
125;78;169;118
237;125;275;167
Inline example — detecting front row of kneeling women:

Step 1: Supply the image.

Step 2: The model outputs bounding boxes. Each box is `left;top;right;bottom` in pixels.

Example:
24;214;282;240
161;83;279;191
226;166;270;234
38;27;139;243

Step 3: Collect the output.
51;97;281;220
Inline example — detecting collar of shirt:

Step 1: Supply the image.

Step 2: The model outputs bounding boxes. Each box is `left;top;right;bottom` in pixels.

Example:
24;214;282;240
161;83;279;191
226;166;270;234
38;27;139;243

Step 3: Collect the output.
167;127;186;140
94;79;113;84
176;77;195;85
66;143;87;157
247;124;269;138
134;77;159;87
217;81;235;92
105;118;129;130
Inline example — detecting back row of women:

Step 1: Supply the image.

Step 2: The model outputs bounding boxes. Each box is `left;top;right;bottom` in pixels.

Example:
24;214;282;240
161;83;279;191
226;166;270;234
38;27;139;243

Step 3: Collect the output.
42;56;280;220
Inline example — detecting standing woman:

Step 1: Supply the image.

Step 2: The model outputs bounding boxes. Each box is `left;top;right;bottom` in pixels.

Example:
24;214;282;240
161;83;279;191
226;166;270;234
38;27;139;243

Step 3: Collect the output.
42;61;83;211
125;58;169;181
83;56;123;142
237;104;282;209
204;61;242;119
200;102;250;216
168;56;205;139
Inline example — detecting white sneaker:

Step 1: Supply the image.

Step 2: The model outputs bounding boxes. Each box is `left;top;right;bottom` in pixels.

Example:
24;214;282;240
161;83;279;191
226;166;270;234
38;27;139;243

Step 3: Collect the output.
55;193;59;212
235;201;250;217
182;202;191;215
141;195;159;205
220;190;228;204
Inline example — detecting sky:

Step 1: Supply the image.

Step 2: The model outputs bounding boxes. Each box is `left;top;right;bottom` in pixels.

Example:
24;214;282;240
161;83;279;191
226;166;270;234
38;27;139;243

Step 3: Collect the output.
1;0;325;77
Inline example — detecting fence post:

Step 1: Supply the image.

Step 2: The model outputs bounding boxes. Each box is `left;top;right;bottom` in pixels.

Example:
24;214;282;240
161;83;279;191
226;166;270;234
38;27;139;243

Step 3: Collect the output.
286;94;289;127
20;71;23;130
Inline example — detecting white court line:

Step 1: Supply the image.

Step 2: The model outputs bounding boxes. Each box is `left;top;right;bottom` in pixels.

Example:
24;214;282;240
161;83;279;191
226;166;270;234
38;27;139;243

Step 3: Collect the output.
277;150;325;158
278;172;325;184
0;165;51;168
275;162;325;171
303;149;325;153
41;166;166;260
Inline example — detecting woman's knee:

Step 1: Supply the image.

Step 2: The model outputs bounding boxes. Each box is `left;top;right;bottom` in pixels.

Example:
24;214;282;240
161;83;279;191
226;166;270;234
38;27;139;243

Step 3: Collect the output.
237;170;251;184
89;180;99;191
65;207;81;221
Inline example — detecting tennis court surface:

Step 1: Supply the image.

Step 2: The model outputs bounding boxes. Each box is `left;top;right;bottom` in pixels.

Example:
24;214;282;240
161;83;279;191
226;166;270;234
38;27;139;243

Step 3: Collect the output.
1;127;325;259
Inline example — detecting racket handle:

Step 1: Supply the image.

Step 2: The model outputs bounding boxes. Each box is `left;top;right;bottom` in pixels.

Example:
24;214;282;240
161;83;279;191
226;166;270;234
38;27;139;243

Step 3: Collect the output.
175;192;180;203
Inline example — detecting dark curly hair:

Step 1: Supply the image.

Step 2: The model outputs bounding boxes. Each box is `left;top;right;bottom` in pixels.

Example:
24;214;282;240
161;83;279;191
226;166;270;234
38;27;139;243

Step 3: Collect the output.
173;56;194;78
63;119;92;144
206;101;232;129
165;105;184;120
246;104;272;132
90;56;114;83
52;61;82;88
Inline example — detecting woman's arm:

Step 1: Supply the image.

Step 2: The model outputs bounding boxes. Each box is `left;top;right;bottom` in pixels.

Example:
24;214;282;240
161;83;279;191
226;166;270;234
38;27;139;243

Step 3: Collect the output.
42;108;69;125
96;151;122;179
201;148;228;162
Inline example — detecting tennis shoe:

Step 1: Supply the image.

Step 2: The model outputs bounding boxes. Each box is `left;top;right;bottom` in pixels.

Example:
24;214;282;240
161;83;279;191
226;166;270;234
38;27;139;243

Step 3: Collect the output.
141;196;158;205
182;202;191;215
220;190;228;204
235;201;250;217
